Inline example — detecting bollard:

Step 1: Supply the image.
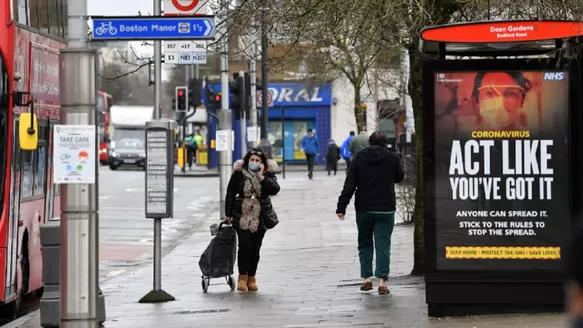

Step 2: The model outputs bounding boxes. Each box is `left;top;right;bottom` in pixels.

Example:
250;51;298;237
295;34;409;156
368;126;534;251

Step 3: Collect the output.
39;218;106;327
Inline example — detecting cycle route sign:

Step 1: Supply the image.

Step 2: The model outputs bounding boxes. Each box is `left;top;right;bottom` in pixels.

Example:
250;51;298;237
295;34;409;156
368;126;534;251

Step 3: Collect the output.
91;16;215;40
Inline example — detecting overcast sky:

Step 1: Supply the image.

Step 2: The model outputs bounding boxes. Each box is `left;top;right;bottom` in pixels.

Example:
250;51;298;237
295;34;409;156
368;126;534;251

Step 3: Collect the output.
88;0;154;57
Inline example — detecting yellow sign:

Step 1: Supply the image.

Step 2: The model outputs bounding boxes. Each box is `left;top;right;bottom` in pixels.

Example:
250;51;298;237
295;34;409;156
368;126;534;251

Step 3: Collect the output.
445;246;561;260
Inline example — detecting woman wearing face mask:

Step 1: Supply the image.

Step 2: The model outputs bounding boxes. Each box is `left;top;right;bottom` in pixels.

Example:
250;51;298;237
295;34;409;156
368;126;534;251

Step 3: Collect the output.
224;148;280;292
472;71;531;131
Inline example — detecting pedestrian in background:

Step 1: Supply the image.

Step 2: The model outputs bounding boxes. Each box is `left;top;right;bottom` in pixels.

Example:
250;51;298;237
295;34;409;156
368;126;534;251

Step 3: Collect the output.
336;131;404;295
300;128;319;179
325;138;340;176
224;148;281;292
340;131;355;174
349;129;369;158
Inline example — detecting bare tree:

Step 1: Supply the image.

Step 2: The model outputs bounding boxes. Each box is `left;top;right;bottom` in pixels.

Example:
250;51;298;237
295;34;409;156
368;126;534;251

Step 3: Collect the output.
98;50;152;105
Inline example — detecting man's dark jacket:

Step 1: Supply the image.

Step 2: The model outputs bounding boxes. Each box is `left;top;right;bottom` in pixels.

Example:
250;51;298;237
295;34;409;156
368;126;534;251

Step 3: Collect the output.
336;145;405;214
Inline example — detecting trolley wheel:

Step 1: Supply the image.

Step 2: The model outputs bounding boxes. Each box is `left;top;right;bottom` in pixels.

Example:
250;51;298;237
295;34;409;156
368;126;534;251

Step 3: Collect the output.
227;275;235;290
201;278;210;293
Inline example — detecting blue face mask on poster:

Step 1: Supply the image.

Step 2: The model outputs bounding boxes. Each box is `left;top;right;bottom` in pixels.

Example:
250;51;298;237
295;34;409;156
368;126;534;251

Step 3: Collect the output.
248;162;260;171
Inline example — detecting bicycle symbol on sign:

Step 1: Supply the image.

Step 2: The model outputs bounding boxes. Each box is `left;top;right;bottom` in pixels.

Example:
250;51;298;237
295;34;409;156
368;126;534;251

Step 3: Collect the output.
94;22;118;36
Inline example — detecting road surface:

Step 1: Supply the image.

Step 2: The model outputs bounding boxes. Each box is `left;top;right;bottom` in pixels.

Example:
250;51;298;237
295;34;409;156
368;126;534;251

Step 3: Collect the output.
97;166;219;281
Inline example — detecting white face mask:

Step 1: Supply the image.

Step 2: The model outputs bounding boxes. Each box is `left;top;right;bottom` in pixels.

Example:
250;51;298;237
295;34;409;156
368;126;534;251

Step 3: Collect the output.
479;97;513;129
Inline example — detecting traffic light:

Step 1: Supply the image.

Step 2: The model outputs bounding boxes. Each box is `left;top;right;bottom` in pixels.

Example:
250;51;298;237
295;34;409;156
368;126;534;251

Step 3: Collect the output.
213;92;222;109
188;78;202;108
229;74;247;119
204;81;221;111
175;86;188;112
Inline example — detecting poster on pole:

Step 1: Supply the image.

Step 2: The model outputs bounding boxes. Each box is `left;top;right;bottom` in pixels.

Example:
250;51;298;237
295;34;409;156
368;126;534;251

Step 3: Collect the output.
247;127;261;142
53;125;96;184
430;70;570;272
216;130;232;151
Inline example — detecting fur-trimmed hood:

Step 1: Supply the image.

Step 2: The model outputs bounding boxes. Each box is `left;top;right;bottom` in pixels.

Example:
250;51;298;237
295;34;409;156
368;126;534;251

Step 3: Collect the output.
233;159;278;172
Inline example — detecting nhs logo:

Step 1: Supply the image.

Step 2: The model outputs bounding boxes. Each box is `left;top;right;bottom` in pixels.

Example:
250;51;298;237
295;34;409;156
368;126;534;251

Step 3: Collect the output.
543;72;565;80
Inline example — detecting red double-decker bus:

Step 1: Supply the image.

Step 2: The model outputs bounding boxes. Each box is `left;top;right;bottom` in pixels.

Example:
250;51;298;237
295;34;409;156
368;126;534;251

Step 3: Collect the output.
0;0;66;316
97;91;113;164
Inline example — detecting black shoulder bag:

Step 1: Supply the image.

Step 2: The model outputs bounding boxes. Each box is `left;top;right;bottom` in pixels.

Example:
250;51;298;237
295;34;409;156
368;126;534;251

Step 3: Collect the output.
249;177;279;229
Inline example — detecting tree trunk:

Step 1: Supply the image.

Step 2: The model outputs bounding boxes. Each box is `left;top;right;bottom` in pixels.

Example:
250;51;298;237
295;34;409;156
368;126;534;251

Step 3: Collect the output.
353;88;365;132
408;47;425;276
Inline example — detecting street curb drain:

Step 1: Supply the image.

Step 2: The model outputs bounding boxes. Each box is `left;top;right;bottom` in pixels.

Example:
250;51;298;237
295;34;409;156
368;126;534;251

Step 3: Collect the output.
174;309;229;315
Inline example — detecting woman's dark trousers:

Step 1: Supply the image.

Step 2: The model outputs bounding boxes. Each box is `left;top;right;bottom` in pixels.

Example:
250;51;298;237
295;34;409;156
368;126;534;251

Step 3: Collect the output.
236;228;266;276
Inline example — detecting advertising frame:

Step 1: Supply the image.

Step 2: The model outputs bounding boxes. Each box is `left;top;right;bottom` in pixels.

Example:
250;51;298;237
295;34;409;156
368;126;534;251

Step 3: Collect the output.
422;57;583;316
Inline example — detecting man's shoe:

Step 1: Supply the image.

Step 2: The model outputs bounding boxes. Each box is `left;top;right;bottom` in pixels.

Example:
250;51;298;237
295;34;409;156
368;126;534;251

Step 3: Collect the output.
360;281;373;291
247;276;258;291
378;285;390;295
237;274;248;292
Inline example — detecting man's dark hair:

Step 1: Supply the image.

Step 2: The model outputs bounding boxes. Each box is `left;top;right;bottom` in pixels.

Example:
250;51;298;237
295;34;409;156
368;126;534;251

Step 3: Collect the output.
307;128;313;133
369;131;387;147
349;131;355;136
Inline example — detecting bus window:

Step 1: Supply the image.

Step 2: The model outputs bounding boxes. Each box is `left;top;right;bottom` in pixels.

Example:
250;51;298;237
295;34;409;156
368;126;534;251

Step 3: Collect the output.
21;150;34;199
97;94;103;111
97;110;105;125
33;125;47;196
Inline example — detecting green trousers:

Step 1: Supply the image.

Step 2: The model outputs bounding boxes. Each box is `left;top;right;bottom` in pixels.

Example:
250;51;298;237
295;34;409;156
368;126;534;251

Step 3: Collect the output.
356;211;395;281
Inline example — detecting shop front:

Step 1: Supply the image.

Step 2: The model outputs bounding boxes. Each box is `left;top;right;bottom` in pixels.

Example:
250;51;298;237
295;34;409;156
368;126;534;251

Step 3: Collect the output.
264;82;332;165
204;81;332;167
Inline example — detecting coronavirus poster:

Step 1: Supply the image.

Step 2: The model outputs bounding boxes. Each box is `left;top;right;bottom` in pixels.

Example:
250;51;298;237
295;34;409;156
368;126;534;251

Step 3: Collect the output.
433;70;570;271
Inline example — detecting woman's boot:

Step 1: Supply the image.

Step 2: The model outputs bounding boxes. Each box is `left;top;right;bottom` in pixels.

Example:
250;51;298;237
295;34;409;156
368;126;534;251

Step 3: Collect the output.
237;274;248;291
247;276;258;291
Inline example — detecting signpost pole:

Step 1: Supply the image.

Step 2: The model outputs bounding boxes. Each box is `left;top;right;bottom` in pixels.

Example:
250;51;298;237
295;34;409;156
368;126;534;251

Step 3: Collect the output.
281;106;285;179
240;71;247;155
88;1;215;304
249;30;258;148
218;0;232;220
59;0;99;325
257;7;272;158
137;0;175;304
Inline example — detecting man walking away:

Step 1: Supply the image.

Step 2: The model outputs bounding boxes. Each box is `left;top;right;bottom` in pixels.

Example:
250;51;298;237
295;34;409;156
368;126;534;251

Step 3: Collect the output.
336;131;405;295
325;138;340;176
300;128;319;179
349;129;368;158
340;131;355;174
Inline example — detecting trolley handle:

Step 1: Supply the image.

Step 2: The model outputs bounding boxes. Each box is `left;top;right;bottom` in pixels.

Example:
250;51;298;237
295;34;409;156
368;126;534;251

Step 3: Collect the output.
218;221;232;230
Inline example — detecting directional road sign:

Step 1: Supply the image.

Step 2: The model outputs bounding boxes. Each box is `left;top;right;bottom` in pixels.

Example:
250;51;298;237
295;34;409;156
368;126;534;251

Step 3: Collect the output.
91;16;215;40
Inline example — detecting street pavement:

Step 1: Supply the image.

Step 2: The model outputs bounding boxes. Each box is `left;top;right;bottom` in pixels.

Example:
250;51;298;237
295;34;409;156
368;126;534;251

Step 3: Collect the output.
98;165;219;281
15;170;568;327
